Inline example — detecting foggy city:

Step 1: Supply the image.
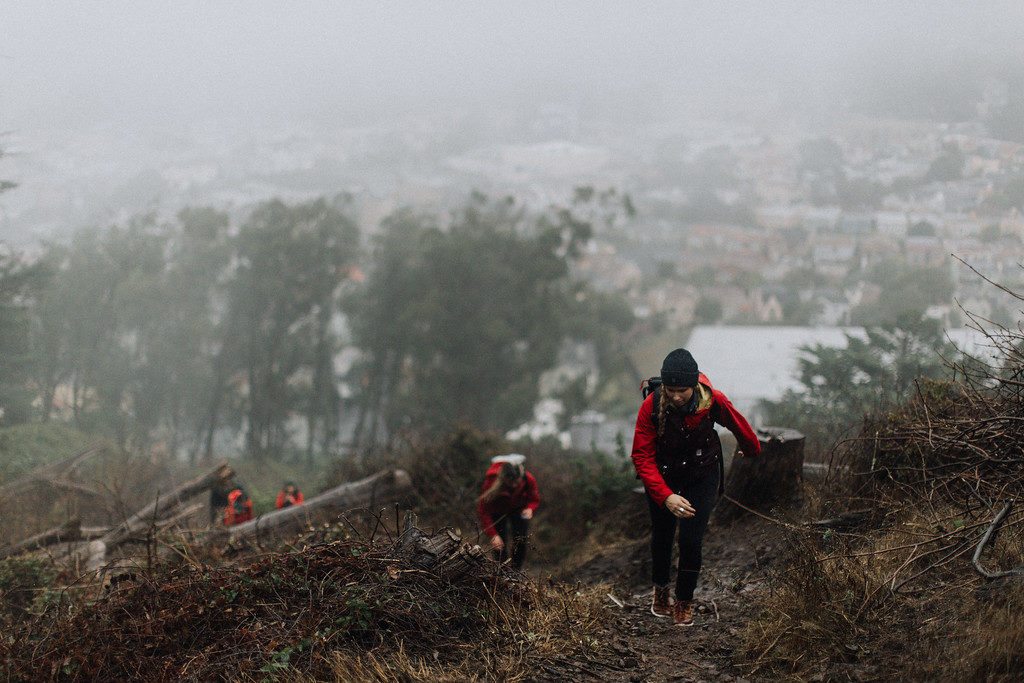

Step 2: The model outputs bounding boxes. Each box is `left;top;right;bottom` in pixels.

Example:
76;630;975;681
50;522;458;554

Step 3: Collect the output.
2;2;1024;680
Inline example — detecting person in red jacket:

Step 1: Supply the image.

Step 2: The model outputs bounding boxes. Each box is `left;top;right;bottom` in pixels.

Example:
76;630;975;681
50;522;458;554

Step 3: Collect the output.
631;348;761;627
275;482;304;509
477;455;540;569
224;486;254;527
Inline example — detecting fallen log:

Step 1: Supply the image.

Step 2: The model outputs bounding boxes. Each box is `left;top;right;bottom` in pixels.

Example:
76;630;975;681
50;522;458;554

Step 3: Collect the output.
101;463;232;549
86;503;205;570
0;518;81;560
0;444;103;499
717;426;804;523
114;503;205;544
225;469;414;545
45;478;105;500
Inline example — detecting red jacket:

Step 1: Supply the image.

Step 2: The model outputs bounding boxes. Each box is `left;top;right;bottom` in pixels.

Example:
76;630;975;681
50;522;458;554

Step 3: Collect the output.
224;489;254;526
275;490;304;509
476;462;541;538
630;373;761;507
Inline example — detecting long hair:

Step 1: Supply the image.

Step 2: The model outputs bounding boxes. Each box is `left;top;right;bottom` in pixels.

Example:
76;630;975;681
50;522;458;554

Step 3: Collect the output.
478;462;524;506
657;384;669;438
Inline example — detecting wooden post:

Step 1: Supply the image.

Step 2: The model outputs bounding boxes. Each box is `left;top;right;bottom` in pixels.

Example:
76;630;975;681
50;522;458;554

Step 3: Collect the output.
717;426;804;523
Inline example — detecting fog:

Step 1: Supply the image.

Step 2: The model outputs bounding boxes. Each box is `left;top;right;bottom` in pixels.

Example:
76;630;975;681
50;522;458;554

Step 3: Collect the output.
2;0;1024;457
4;2;1022;132
2;2;1022;243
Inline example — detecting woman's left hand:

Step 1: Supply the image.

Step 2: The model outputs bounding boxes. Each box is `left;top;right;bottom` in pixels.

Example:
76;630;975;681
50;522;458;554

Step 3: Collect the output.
520;508;533;520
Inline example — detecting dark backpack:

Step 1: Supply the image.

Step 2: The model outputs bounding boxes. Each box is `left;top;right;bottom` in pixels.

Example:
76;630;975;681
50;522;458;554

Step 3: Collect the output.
640;376;663;430
640;376;726;495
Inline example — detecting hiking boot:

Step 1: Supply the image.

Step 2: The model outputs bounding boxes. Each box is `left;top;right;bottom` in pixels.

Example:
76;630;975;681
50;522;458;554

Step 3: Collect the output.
650;585;672;618
673;599;695;626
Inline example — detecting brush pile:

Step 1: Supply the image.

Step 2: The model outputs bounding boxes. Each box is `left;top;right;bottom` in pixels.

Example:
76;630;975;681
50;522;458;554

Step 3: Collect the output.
743;317;1024;680
0;523;542;682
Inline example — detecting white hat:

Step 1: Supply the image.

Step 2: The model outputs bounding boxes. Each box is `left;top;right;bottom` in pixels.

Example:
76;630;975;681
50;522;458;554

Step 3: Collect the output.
490;453;526;466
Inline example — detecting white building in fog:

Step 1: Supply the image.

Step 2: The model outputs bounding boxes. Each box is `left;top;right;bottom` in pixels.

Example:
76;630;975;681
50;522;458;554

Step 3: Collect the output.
685;325;990;424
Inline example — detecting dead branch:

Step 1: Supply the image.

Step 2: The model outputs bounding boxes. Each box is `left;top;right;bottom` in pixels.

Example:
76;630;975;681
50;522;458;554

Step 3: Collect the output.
0;444;103;498
0;518;81;560
803;508;873;530
972;500;1024;580
44;478;105;500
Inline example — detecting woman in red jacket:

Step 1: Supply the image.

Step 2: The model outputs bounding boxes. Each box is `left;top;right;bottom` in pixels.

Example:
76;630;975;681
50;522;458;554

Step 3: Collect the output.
275;482;304;509
631;348;761;627
477;455;540;570
224;486;254;527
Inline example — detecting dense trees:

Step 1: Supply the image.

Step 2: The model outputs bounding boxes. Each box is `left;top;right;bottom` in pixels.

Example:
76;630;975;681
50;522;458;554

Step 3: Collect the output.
0;193;632;461
350;195;615;448
849;260;954;327
762;319;957;453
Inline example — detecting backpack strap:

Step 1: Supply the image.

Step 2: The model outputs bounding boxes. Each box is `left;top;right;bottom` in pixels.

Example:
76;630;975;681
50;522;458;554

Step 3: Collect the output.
709;398;726;496
651;388;660;432
717;450;726;496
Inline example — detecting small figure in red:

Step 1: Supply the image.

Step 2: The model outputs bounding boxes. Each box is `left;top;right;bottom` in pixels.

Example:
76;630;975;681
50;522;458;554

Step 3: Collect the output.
477;454;540;570
275;481;304;509
224;486;254;526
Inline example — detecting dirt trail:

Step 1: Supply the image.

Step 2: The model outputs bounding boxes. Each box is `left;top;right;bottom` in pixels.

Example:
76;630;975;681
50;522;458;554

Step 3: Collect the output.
540;516;784;682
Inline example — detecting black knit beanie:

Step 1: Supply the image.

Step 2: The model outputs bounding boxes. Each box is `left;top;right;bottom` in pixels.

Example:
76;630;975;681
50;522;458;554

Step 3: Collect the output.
661;348;699;387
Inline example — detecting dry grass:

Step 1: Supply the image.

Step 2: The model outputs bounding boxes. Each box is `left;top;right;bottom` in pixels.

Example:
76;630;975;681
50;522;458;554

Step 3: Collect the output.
742;492;1024;680
0;525;612;682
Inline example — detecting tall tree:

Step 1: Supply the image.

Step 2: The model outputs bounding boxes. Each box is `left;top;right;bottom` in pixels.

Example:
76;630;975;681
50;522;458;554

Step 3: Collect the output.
227;198;358;460
0;253;48;425
351;195;593;445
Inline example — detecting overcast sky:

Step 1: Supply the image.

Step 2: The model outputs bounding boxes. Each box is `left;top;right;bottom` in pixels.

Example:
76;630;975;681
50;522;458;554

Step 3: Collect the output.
3;1;1023;134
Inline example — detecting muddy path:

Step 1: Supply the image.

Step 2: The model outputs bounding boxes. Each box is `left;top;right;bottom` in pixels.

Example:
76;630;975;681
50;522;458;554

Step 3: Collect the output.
537;516;784;682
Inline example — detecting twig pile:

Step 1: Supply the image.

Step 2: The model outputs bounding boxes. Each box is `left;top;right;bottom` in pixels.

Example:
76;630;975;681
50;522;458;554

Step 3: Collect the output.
1;528;528;682
831;317;1024;587
743;312;1024;679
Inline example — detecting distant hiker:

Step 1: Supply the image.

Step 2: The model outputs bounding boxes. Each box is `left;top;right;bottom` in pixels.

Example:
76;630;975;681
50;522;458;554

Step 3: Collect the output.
477;454;540;570
223;486;254;527
275;482;304;509
631;348;761;626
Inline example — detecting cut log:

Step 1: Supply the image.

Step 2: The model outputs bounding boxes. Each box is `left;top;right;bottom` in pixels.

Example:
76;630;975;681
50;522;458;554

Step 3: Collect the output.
101;463;233;549
225;469;414;545
717;426;805;523
0;518;82;560
393;515;486;579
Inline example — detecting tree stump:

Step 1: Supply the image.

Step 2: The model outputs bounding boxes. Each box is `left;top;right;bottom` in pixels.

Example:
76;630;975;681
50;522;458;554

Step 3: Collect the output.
392;514;486;579
716;426;804;523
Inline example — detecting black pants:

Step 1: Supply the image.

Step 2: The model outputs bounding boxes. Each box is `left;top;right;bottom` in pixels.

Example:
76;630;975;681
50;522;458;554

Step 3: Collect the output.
493;513;530;569
646;465;720;601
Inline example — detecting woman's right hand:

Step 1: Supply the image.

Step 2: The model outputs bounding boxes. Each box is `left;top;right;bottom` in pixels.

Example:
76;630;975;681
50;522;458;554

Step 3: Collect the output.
664;493;696;519
490;535;505;551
